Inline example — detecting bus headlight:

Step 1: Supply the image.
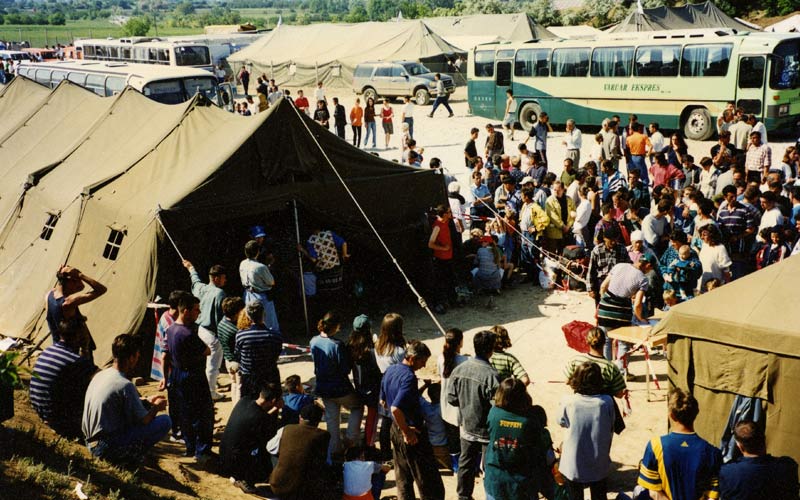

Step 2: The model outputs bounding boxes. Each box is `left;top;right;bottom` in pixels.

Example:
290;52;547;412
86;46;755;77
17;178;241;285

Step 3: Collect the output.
779;104;790;117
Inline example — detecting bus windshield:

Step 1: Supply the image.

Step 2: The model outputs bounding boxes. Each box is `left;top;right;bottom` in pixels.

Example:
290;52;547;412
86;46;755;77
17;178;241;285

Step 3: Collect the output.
770;40;800;90
174;46;210;67
142;76;217;105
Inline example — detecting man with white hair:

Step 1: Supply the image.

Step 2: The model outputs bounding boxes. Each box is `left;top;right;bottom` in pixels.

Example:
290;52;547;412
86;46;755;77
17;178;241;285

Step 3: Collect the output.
448;181;466;234
563;118;582;168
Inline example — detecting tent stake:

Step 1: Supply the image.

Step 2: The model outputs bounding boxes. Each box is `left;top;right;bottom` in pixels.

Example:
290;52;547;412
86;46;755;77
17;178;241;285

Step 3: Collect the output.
292;198;311;337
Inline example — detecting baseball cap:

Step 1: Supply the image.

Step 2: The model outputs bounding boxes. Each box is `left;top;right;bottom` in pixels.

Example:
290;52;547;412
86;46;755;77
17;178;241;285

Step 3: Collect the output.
630;230;644;242
250;225;267;239
352;314;370;332
521;176;534;185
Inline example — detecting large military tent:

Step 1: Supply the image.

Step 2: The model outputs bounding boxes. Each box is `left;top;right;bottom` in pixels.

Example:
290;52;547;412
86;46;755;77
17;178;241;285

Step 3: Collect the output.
608;1;756;33
227;20;465;87
652;255;800;467
0;77;445;364
420;13;556;50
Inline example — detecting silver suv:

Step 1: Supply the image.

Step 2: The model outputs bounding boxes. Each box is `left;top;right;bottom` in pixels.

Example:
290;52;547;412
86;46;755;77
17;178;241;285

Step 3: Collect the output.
352;61;455;105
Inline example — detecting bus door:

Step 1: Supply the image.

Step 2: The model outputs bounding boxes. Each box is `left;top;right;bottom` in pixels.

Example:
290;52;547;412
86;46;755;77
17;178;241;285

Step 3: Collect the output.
495;56;513;120
736;55;766;119
218;81;234;112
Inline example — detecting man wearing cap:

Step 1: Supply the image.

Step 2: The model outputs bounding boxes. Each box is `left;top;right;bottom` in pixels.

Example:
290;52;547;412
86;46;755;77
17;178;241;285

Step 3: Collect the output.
184;259;227;401
249;225;274;265
494;175;516;215
240;240;280;332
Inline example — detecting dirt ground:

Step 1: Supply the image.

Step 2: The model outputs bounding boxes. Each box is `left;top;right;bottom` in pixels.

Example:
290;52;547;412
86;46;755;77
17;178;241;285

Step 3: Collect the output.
5;90;794;499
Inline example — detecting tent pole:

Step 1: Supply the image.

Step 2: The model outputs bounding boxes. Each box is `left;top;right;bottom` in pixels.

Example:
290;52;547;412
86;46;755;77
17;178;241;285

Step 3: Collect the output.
292;199;311;336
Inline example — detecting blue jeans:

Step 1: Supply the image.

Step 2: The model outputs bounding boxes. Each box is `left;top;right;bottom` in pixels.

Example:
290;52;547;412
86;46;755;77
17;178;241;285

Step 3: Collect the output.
88;414;171;463
629;155;649;186
173;369;214;458
364;121;377;147
431;95;453;116
403;117;414;139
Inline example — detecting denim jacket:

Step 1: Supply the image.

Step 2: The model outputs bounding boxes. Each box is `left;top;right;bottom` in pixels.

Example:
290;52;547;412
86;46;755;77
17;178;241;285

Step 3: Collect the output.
445;357;499;443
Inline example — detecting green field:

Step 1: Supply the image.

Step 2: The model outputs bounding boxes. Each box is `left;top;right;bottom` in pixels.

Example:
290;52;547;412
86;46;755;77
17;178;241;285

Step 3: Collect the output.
0;19;203;47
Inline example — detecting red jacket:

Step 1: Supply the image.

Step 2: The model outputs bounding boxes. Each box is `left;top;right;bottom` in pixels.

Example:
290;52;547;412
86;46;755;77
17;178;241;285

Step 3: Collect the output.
650;163;686;189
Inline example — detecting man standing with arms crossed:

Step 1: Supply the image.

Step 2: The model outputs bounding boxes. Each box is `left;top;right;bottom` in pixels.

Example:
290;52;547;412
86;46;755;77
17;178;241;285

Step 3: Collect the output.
184;260;227;401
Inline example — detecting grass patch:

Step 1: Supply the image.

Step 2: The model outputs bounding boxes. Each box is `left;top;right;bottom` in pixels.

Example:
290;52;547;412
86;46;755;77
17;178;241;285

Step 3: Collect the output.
0;19;203;47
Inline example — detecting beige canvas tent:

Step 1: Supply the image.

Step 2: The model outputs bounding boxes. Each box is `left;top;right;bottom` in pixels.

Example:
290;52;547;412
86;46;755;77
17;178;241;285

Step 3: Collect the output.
0;77;445;365
420;13;556;50
227;20;465;87
652;255;800;467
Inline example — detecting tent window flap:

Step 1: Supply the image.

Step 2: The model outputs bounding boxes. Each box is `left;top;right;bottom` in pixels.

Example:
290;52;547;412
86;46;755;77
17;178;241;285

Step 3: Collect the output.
103;228;127;261
40;213;59;241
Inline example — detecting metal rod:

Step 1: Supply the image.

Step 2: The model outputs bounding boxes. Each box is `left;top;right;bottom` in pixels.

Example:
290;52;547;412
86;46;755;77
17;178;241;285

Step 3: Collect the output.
292;199;311;336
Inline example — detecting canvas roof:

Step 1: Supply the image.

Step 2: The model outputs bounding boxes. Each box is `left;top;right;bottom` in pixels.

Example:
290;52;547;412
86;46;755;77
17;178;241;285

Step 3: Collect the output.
0;79;110;221
652;255;800;358
420;13;556;48
228;20;464;68
0;85;445;364
0;77;51;140
607;1;756;33
766;13;800;32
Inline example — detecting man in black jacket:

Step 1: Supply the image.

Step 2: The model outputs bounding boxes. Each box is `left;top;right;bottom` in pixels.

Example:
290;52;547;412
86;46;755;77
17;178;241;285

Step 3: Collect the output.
333;97;347;140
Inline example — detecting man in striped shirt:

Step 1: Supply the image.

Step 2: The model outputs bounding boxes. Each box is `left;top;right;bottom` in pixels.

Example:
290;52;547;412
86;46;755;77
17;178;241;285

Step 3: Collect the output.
235;301;283;400
717;185;757;279
30;322;96;438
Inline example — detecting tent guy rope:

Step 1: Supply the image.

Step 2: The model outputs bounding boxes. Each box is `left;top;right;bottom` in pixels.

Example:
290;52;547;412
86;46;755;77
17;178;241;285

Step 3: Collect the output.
289;102;448;336
155;206;185;262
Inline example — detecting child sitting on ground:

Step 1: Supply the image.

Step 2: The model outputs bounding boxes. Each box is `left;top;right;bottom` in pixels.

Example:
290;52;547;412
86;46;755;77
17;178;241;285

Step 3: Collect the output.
281;374;314;426
343;446;390;500
665;245;701;300
419;381;449;470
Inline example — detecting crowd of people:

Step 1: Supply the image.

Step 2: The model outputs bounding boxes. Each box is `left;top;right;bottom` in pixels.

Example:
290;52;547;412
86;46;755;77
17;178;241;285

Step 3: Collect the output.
230;70;453;162
17;87;800;500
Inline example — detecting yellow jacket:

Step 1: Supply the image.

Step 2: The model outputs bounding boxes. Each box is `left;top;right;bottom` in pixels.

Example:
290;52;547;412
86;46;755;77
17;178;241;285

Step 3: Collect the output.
544;194;576;240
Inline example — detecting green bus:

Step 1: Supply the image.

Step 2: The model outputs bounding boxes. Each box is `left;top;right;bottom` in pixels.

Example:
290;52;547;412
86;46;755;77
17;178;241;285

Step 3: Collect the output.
467;29;800;140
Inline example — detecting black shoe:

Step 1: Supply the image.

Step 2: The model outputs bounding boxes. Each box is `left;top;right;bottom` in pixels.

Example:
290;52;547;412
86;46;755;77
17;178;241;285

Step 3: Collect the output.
234;479;258;494
448;113;454;118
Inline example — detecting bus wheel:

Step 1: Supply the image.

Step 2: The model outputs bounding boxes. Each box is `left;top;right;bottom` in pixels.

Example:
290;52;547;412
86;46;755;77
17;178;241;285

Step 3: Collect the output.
683;107;713;141
519;102;542;133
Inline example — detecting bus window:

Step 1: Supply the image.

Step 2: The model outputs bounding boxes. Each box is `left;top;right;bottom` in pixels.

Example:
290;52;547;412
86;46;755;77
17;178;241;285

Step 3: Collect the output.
67;72;86;86
96;46;106;59
106;76;125;96
84;45;95;58
143;79;187;105
148;48;159;63
108;47;119;59
496;49;515;59
158;49;170;64
34;68;51;85
770;40;800;90
474;50;495;77
135;47;147;61
515;48;550;77
120;47;131;60
86;74;106;96
680;44;732;77
184;76;218;102
551;48;590;77
591;47;634;77
51;71;67;86
174;46;210;67
635;46;680;77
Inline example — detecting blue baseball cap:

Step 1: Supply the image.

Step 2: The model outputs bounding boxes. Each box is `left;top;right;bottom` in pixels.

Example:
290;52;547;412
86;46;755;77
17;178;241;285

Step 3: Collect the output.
352;314;370;332
250;225;267;239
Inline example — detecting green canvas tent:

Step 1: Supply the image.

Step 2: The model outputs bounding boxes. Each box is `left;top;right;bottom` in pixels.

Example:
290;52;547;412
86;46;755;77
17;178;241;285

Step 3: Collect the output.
0;78;445;364
607;1;756;33
227;20;466;88
652;255;800;467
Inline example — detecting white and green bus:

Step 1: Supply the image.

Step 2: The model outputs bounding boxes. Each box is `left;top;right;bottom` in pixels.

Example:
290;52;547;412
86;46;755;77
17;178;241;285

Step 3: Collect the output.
17;60;234;110
467;29;800;140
